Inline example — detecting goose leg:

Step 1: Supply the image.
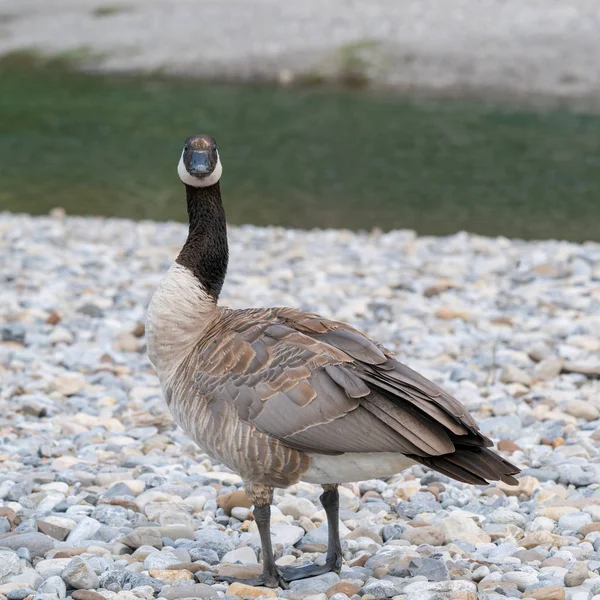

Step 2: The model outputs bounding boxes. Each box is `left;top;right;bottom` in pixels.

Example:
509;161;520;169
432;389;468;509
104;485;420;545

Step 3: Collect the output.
215;486;287;589
279;484;342;581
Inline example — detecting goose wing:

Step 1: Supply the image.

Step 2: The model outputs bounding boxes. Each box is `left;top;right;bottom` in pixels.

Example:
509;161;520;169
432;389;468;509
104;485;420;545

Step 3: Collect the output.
195;307;519;485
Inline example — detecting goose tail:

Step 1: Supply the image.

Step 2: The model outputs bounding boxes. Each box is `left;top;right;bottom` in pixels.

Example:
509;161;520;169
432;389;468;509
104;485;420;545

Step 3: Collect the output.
410;444;520;486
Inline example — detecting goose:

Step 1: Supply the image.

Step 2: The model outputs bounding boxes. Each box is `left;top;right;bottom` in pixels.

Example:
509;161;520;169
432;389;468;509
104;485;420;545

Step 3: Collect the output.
146;134;520;588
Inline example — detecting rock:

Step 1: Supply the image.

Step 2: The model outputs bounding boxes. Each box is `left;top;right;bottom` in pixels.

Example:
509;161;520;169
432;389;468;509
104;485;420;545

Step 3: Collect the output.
98;570;162;592
325;581;361;598
472;565;490;581
403;580;477;600
423;280;456;297
278;498;318;520
559;465;596;486
539;506;580;520
394;480;421;500
147;569;194;582
564;561;590;587
498;475;540;497
160;583;216;600
401;526;445;546
520;531;566;549
226;582;277;598
501;570;539;591
479;415;522;439
344;526;382;544
289;573;340;593
436;306;471;321
563;360;600;377
300;522;349;549
46;310;62;325
216;564;262;579
38;576;67;599
270;522;304;546
61;557;100;590
527;342;554;362
122;527;163;549
6;590;31;600
49;327;74;345
36;520;70;541
193;528;235;558
217;490;253;516
501;365;532;385
513;549;544;562
566;400;599;421
527;587;565;600
0;550;22;583
1;323;26;343
498;439;521;453
408;557;449;581
221;547;257;564
188;548;219;565
558;511;592;533
131;321;145;337
158;525;195;541
53;374;86;396
143;550;181;570
4;482;30;503
65;517;102;545
35;558;72;579
438;513;489;544
360;578;403;598
114;332;140;352
230;507;250;521
178;562;212;575
0;532;55;558
71;591;106;600
47;548;87;559
534;357;563;381
77;303;104;318
489;508;527;527
0;507;17;523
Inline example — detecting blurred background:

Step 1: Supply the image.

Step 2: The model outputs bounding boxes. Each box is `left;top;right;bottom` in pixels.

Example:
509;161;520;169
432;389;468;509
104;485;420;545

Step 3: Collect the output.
1;0;599;241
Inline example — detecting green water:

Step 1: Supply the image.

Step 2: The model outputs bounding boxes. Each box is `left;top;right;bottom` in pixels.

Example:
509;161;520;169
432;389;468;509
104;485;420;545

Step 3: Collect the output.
1;64;599;241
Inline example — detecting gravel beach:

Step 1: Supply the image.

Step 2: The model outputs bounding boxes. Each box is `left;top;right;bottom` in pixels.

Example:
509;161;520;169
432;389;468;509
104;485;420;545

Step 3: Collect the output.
1;212;600;599
2;0;600;103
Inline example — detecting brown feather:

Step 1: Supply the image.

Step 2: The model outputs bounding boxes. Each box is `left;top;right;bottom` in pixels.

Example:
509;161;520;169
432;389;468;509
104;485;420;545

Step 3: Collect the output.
180;305;519;487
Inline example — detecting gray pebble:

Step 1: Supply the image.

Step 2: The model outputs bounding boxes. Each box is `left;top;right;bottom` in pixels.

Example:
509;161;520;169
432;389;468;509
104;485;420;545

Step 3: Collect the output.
408;558;449;582
288;572;340;592
188;548;220;565
565;561;590;587
1;323;26;343
61;557;99;590
0;516;12;534
0;533;55;558
38;575;67;599
6;591;32;600
160;583;216;600
3;214;600;600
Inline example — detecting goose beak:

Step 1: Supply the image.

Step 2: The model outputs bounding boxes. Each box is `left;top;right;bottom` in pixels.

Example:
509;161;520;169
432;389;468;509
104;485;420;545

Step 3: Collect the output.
189;150;211;175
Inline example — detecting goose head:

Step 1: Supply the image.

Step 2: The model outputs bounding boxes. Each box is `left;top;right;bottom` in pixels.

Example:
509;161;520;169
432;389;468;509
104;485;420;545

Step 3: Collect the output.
177;134;223;188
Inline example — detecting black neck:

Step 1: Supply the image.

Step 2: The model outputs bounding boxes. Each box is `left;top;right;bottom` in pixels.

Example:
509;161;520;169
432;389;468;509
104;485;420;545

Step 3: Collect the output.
176;182;228;301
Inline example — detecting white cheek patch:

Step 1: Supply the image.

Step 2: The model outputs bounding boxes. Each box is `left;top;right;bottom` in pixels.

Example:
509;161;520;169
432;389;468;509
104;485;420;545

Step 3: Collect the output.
177;150;223;187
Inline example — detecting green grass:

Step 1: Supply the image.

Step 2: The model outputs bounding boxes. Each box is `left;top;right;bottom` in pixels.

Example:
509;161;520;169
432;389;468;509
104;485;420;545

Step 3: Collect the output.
92;5;130;18
1;63;599;240
0;47;108;69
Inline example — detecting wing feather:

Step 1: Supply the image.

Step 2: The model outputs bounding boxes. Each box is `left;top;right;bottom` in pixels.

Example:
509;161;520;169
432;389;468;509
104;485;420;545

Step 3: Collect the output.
191;306;520;484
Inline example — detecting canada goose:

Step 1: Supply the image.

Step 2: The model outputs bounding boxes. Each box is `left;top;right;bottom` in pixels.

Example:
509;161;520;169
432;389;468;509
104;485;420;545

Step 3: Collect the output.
146;134;520;588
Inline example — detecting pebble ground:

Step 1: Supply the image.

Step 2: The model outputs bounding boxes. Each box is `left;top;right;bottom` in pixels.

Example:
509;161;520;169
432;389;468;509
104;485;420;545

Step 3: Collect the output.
1;211;600;600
